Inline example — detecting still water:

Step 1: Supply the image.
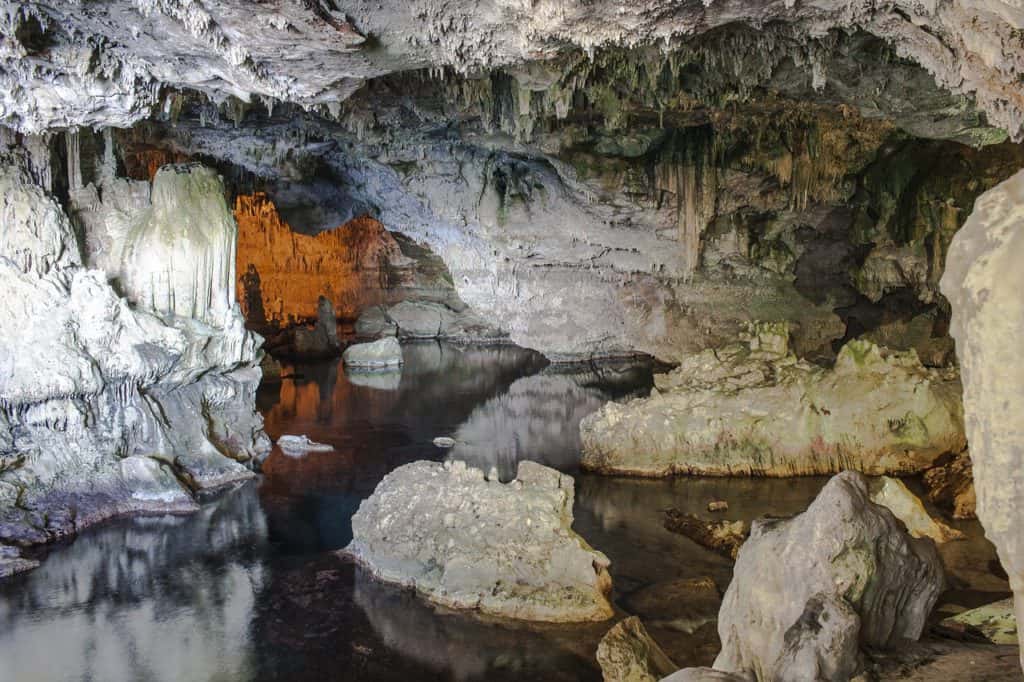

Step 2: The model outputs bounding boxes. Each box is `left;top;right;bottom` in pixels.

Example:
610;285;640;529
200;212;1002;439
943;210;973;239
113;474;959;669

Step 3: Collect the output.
0;342;989;681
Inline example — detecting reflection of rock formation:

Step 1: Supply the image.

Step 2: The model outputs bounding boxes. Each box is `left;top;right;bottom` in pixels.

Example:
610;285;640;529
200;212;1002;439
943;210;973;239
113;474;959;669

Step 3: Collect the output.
234;192;402;323
0;143;268;549
448;371;619;480
352;567;604;681
0;483;268;681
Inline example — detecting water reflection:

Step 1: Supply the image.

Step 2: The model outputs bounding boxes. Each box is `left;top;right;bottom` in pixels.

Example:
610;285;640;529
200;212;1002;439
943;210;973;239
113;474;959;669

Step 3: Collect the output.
0;484;268;682
0;343;1003;681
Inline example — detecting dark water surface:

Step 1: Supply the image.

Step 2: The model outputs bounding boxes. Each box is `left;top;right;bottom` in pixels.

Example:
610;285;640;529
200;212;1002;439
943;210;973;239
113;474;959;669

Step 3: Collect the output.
0;342;993;681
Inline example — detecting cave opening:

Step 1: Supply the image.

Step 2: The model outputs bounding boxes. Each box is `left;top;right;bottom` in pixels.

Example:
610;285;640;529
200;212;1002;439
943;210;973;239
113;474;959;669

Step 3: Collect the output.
2;5;1024;682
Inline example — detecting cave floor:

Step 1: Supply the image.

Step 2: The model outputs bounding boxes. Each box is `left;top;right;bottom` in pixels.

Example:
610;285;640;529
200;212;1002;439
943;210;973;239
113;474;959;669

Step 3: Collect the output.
0;342;1016;681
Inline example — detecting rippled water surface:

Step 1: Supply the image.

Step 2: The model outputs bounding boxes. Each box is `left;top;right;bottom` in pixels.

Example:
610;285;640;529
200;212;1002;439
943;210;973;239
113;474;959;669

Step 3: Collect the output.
0;342;998;681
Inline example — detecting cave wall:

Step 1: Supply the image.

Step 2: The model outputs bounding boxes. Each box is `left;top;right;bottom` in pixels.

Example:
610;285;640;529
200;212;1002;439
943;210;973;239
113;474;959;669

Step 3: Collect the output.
0;136;269;551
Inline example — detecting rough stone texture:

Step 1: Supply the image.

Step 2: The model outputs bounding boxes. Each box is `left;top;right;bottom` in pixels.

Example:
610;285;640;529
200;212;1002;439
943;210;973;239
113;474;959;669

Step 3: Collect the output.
713;471;944;680
581;328;965;477
922;452;977;520
342;337;404;369
291;295;342;358
342;459;614;622
663;512;748;560
662;669;746;682
3;1;1024;141
366;299;505;343
0;145;268;549
941;168;1024;662
277;434;333;457
939;598;1018;645
234;193;403;323
868;476;965;544
595;616;678;682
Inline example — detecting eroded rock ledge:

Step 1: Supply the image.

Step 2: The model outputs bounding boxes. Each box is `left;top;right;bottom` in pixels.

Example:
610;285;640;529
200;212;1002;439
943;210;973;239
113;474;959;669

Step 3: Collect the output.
341;459;614;622
580;325;965;476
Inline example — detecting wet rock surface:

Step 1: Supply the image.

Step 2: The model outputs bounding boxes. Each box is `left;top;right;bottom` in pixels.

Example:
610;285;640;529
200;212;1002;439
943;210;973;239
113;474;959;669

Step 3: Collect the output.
581;327;964;477
663;513;748;561
923;452;978;520
342;459;614;622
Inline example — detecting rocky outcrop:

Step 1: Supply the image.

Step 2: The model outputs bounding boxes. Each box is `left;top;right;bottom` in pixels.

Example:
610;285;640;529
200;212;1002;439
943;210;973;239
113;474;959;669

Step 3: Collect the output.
596;617;678;682
663;512;748;560
291;295;342;358
341;459;614;622
711;472;944;680
922;452;977;520
0;148;268;550
580;326;965;477
342;337;403;369
355;300;504;343
941;169;1024;661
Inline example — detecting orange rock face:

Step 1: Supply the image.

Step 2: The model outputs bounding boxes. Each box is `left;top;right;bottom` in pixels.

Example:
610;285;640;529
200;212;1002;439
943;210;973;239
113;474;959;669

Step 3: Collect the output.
234;192;403;324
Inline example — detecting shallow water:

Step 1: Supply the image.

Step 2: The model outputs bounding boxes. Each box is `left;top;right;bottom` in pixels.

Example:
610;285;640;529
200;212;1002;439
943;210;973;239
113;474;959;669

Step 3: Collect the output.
0;342;1004;681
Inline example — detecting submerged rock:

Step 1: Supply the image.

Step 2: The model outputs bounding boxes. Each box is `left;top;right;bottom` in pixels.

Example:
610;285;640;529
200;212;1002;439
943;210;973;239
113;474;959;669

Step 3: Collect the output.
939;598;1017;645
922;452;977;520
343;337;404;369
663;511;748;560
867;476;965;544
341;459;613;622
713;471;944;679
596;616;678;682
277;435;334;457
581;328;964;477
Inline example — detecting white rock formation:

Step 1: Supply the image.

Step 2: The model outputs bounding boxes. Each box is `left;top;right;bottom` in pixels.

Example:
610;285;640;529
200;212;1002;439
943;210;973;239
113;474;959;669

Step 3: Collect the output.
276;435;333;457
342;459;614;622
0;144;268;549
712;471;944;680
941;168;1024;661
342;337;404;369
3;2;1024;141
580;327;965;477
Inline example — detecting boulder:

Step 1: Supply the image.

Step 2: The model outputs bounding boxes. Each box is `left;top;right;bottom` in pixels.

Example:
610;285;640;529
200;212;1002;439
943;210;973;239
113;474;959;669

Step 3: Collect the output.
596;616;678;682
355;299;504;342
922;452;977;520
713;471;944;680
341;459;613;622
277;435;334;457
867;476;964;543
343;337;404;369
581;327;964;477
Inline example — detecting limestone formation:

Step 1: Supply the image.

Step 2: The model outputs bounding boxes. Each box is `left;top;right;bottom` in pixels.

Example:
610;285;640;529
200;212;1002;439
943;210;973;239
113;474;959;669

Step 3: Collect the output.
277;435;334;457
342;337;404;370
342;459;614;622
713;472;944;680
941;169;1024;661
355;300;504;343
292;296;342;358
0;147;268;549
922;452;977;520
581;327;965;477
867;476;965;544
595;617;678;682
234;193;403;323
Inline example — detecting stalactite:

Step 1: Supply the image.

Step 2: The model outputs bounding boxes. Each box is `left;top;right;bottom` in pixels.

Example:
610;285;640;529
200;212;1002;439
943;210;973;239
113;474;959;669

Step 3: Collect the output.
65;129;82;191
